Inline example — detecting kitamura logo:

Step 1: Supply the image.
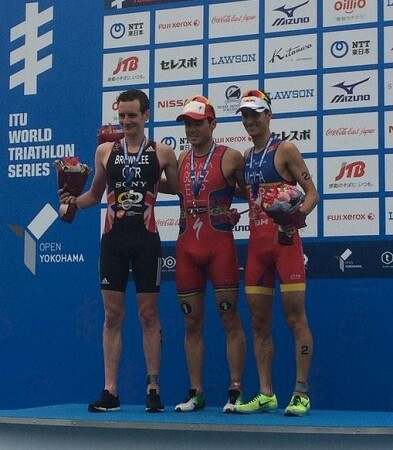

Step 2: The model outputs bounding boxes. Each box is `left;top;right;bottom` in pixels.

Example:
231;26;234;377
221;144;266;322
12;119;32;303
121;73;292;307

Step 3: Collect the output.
337;248;362;272
8;204;85;275
269;43;313;64
334;0;366;13
272;0;310;26
331;77;370;104
10;3;53;95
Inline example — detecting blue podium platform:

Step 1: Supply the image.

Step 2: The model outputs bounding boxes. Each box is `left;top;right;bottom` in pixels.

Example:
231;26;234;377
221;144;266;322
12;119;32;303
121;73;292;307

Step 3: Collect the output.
0;404;392;450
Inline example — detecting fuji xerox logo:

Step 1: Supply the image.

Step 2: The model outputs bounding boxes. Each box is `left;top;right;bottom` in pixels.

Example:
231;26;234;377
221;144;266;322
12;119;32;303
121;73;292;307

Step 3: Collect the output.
8;204;85;275
10;3;53;95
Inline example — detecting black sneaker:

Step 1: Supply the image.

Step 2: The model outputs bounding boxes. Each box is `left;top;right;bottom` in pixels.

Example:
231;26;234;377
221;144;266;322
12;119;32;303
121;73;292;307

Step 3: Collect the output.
146;389;164;412
88;390;120;412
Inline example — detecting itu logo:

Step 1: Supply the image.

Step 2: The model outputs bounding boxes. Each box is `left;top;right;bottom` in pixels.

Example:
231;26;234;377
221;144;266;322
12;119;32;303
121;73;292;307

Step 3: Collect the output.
111;0;126;8
10;3;53;95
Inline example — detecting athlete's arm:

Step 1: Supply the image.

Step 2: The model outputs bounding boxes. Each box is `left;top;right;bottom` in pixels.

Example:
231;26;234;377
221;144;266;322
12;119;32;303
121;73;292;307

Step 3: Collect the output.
157;143;179;194
278;141;319;215
59;143;109;209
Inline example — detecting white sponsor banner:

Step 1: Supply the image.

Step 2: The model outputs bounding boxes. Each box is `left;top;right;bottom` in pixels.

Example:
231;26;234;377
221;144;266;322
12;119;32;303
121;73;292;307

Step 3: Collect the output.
385;154;393;192
209;0;259;38
386;197;393;235
323;0;377;27
212;121;254;153
323;70;378;110
209;40;259;78
323;155;379;194
102;90;124;125
323;112;378;152
385;110;393;149
103;12;150;49
271;116;317;153
385;68;393;106
155;45;203;82
264;34;317;73
154;84;201;122
155;206;179;242
265;0;317;33
323;198;379;237
384;25;393;64
155;6;203;44
385;1;393;21
153;125;191;157
265;75;317;113
323;28;377;68
208;80;258;118
103;50;149;87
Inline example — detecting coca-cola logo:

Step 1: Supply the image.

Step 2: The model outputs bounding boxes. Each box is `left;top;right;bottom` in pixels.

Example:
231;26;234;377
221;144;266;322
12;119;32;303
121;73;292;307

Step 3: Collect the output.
156;218;179;227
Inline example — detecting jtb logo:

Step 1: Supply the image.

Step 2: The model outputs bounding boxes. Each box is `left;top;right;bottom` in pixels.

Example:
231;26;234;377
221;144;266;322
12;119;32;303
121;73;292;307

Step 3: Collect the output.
335;161;365;181
10;3;53;95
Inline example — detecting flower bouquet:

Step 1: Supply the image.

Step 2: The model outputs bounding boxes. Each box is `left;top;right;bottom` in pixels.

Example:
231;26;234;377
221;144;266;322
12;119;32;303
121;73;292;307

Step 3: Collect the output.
55;156;92;223
262;184;306;245
97;123;124;144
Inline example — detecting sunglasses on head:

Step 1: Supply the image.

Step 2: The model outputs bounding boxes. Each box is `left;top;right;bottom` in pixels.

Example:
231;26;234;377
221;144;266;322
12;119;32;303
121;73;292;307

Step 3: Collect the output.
184;95;211;105
242;90;271;105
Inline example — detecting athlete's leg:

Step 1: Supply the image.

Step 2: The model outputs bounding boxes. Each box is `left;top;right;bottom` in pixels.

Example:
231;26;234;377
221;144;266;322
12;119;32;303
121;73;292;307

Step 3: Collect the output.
102;289;126;396
245;290;275;395
215;289;246;390
136;292;162;392
179;292;205;392
281;288;313;394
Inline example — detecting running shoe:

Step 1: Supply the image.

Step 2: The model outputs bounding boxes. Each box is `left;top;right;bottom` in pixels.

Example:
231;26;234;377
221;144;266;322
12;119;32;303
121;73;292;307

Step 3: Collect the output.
223;389;244;413
145;389;164;413
175;389;205;412
284;395;310;416
88;390;120;412
235;393;278;413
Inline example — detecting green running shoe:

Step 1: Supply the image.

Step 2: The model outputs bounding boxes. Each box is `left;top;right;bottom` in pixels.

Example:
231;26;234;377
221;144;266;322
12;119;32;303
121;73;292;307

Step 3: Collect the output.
284;395;310;416
175;389;205;412
222;389;244;413
235;393;278;413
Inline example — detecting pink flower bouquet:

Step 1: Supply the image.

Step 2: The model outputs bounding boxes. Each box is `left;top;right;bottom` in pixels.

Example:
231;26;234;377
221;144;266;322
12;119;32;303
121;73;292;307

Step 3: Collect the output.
262;184;306;245
97;124;124;144
55;157;92;223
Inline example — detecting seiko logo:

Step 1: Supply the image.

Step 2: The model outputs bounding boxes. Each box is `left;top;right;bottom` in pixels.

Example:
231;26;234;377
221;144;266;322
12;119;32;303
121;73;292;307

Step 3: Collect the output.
211;54;256;65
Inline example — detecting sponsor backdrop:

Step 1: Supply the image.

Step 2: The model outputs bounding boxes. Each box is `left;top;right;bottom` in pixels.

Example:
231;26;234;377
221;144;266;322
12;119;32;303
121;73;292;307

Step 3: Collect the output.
0;0;392;411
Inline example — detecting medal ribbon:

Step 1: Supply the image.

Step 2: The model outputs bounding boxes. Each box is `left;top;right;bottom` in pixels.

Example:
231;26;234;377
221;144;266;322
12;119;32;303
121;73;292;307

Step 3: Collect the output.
123;137;146;188
249;135;273;199
190;142;216;198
